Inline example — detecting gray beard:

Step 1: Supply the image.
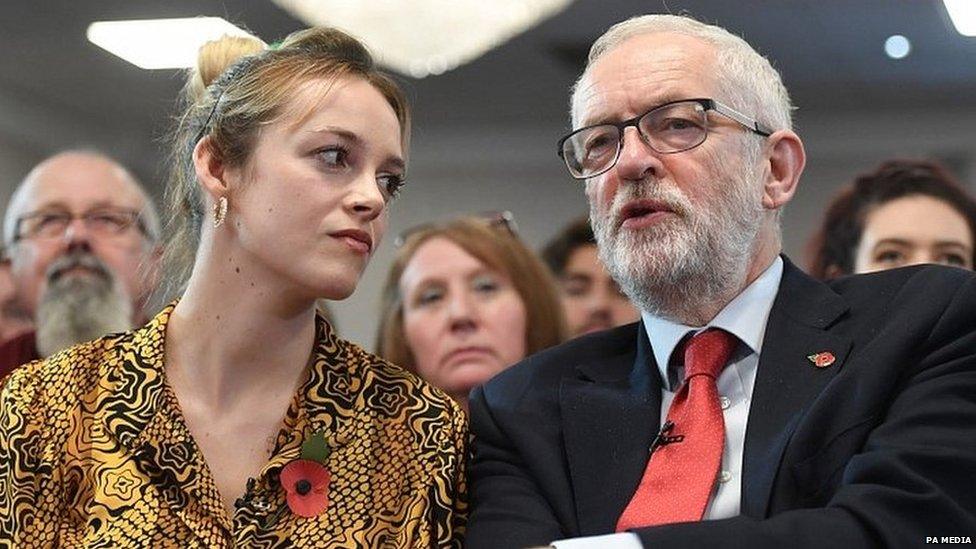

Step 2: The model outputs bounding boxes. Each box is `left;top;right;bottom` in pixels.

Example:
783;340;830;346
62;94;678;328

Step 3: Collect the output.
35;253;133;358
591;157;765;325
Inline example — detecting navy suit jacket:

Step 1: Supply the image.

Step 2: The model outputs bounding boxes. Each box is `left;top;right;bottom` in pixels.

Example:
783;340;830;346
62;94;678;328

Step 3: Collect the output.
466;259;976;548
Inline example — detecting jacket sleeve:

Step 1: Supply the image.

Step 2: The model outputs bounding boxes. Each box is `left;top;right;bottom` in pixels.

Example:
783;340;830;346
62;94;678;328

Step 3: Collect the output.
465;385;566;549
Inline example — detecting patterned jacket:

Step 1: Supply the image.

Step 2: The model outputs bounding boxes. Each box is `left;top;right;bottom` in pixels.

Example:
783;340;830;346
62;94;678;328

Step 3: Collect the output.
0;304;467;547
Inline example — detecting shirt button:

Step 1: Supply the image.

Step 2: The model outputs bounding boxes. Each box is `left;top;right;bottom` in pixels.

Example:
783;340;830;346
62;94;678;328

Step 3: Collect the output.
718;471;733;483
719;396;731;410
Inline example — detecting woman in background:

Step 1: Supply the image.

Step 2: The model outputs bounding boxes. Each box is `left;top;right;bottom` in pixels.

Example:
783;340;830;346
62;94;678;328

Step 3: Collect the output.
377;215;565;409
0;27;466;547
807;159;976;279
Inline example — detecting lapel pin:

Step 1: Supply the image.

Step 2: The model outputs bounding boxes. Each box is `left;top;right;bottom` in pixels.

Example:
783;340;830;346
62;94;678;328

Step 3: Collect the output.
807;351;835;368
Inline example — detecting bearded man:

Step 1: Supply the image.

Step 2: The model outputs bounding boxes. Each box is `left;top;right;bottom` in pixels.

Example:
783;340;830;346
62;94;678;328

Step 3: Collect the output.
0;151;160;376
466;14;976;549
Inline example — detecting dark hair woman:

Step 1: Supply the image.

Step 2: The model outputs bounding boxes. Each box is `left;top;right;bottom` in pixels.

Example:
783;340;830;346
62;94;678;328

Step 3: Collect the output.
807;159;976;279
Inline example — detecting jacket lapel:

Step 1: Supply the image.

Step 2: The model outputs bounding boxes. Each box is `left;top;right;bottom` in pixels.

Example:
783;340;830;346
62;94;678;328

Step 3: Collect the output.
742;258;852;518
560;324;662;535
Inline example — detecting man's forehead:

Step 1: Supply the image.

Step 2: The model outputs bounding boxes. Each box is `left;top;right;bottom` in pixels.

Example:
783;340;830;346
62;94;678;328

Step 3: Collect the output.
575;32;717;125
24;155;144;211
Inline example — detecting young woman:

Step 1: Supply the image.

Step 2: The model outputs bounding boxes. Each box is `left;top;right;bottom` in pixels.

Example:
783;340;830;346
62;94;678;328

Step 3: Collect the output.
376;216;565;409
807;159;976;279
0;28;466;547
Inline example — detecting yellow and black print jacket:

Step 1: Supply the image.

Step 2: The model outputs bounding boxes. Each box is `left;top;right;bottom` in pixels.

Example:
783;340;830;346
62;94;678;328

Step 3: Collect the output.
0;305;467;547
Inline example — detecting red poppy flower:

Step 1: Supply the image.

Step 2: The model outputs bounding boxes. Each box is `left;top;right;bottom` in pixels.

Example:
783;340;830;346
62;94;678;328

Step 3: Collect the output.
809;352;836;368
280;459;331;517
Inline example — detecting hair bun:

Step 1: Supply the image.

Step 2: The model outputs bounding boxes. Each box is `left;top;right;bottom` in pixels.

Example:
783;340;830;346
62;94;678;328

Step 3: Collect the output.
187;35;266;103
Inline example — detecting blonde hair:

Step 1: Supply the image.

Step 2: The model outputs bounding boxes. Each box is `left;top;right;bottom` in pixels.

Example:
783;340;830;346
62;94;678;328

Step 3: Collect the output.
158;27;411;303
376;217;566;370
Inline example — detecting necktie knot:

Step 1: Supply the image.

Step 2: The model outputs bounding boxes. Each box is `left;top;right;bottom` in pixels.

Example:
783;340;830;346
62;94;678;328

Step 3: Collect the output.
682;328;737;381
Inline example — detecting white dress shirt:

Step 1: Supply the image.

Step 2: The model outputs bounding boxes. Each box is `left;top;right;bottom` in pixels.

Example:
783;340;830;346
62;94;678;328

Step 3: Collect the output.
552;257;784;548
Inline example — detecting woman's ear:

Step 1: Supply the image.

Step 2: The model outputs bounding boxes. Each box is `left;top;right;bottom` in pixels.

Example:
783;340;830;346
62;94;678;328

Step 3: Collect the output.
192;136;229;201
761;130;806;211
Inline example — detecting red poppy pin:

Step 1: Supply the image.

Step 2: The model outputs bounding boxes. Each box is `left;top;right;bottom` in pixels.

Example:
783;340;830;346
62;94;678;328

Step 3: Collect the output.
280;430;331;517
807;351;836;368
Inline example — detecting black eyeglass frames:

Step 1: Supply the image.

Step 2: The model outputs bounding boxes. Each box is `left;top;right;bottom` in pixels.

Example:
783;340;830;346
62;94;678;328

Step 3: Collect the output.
557;98;772;180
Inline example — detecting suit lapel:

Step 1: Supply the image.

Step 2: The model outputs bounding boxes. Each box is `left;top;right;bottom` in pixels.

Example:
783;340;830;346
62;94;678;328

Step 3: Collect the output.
742;258;852;518
560;324;662;535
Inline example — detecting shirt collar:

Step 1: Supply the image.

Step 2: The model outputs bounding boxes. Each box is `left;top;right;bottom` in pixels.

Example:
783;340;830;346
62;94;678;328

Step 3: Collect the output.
642;256;784;384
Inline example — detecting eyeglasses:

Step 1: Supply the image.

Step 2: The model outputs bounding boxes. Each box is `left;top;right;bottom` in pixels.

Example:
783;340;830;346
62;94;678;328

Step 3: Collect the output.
13;209;148;242
557;98;772;180
394;211;518;248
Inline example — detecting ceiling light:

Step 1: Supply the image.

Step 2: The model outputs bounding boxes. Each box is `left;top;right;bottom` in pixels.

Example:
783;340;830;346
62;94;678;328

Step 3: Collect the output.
271;0;572;78
884;35;911;59
944;0;976;36
87;17;258;70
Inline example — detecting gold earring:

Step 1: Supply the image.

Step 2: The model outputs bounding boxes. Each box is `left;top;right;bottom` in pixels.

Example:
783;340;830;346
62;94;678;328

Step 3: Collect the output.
213;196;228;228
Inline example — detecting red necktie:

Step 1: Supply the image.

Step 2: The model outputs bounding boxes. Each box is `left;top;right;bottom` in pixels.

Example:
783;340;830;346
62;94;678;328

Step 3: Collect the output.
616;328;737;531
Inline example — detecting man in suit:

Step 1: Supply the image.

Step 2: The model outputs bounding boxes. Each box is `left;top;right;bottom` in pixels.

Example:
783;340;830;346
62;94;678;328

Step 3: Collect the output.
466;14;976;548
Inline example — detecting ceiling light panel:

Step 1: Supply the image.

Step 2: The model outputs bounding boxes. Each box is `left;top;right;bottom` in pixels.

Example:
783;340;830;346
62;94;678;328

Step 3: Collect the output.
944;0;976;36
87;17;258;70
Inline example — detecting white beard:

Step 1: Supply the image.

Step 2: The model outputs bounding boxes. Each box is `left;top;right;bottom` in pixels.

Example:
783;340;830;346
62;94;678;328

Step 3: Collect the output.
590;151;766;324
35;251;133;358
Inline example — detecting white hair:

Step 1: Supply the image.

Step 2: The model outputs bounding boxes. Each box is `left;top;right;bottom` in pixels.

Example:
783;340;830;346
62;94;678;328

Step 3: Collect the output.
3;150;161;247
570;14;793;133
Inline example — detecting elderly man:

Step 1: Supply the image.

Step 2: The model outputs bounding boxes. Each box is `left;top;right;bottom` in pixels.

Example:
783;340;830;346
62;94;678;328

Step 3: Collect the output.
542;216;639;337
0;151;160;376
467;14;976;548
